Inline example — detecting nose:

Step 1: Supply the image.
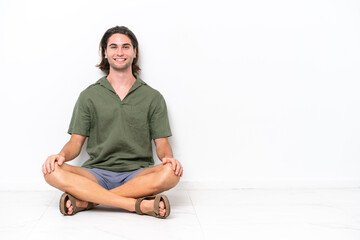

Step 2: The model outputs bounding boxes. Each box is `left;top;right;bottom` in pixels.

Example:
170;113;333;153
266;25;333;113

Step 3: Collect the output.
116;48;123;56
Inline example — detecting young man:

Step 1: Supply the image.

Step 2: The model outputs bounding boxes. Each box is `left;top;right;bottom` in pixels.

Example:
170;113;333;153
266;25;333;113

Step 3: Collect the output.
42;26;182;219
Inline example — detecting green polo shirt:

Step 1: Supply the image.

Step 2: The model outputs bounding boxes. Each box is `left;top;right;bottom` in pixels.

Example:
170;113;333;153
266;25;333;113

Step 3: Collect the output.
68;76;172;172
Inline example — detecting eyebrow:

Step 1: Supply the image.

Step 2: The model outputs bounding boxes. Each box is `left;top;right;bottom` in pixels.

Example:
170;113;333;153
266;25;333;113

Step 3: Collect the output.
108;43;132;47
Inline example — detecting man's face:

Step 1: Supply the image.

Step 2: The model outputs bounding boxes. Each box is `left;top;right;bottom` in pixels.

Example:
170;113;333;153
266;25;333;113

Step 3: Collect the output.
105;33;136;73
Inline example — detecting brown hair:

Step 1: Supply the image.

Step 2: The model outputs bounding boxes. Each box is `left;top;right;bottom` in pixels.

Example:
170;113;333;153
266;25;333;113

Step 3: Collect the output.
97;26;140;76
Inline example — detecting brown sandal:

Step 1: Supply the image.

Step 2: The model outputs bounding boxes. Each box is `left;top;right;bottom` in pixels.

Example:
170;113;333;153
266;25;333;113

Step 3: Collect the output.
59;192;94;216
135;195;170;219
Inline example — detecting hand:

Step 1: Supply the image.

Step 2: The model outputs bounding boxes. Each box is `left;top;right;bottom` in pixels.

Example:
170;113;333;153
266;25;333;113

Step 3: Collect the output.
162;157;183;177
42;154;65;175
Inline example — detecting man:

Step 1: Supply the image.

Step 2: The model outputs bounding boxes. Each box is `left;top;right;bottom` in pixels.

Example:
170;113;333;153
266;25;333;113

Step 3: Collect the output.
42;26;182;219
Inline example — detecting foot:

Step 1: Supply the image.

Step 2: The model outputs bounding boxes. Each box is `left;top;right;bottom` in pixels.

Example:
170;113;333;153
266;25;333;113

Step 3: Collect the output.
66;198;89;215
140;199;166;217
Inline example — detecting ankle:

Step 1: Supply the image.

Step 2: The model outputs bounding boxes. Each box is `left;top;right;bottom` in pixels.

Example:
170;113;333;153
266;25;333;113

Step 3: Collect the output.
76;199;88;208
140;200;153;213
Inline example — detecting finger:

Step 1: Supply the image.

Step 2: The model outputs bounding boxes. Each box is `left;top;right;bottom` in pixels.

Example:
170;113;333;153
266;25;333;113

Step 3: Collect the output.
174;162;180;175
175;161;182;175
46;157;53;173
171;159;177;171
46;159;50;173
58;156;64;166
42;163;46;175
178;164;183;177
177;166;182;176
50;157;56;171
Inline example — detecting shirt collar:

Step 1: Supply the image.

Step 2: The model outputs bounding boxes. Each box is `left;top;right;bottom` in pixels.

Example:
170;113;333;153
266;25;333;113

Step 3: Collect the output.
97;76;146;94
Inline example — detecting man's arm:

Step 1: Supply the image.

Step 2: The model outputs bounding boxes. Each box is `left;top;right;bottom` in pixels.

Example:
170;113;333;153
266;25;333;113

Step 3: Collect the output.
42;134;87;175
154;137;183;177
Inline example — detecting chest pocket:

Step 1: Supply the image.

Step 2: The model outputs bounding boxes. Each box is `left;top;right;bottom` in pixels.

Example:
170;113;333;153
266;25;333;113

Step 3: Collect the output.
122;105;149;130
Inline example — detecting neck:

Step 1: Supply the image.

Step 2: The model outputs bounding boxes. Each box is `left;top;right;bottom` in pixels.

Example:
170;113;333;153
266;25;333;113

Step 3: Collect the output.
107;68;136;87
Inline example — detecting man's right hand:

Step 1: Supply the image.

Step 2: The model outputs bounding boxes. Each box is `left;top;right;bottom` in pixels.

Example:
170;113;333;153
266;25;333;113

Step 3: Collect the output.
42;134;86;175
42;154;65;175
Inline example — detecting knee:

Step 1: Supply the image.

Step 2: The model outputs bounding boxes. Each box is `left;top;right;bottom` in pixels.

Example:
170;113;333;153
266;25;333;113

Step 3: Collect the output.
43;164;66;188
155;163;180;190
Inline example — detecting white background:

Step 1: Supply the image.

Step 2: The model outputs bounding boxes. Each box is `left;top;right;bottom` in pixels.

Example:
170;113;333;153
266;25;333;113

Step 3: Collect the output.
0;0;359;190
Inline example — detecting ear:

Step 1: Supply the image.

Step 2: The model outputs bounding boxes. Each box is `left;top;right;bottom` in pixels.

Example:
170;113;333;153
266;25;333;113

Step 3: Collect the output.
104;50;108;59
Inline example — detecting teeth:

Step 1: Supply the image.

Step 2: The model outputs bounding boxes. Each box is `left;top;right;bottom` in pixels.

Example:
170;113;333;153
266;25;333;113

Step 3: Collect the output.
115;58;125;62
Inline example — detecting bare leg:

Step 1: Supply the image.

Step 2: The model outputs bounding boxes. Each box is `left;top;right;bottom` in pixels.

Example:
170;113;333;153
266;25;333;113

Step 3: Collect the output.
53;164;100;213
44;164;136;212
44;163;180;216
109;163;180;198
108;163;180;217
56;162;180;198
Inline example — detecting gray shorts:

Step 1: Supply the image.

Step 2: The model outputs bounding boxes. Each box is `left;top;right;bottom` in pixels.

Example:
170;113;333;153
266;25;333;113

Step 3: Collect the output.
84;167;144;190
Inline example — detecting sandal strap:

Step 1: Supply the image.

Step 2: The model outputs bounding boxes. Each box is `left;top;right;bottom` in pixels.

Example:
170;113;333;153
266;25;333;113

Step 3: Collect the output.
135;195;170;218
153;196;162;216
135;197;145;215
60;193;94;215
135;196;156;215
72;200;94;213
155;195;170;218
86;202;95;210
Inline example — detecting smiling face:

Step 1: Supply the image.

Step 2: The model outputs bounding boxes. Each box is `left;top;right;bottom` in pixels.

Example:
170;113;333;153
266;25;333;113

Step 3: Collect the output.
105;33;137;74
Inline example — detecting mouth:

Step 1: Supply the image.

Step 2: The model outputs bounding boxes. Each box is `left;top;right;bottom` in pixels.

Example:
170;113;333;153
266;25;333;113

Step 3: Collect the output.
114;58;126;62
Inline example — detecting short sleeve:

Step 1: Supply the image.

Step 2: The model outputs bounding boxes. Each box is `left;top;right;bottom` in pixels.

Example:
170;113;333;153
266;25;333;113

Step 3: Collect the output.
68;92;91;136
149;93;172;139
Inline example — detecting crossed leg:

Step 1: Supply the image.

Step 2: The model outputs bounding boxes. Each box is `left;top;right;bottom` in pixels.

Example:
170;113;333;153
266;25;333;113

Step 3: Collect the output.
44;163;180;216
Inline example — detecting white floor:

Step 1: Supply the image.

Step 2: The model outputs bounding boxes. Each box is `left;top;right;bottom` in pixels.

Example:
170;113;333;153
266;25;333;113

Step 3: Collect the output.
1;187;360;240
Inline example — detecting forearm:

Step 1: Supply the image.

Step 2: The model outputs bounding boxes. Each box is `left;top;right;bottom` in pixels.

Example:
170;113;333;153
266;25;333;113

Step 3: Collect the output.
154;137;183;177
58;134;86;162
155;138;173;160
43;134;86;174
58;142;80;162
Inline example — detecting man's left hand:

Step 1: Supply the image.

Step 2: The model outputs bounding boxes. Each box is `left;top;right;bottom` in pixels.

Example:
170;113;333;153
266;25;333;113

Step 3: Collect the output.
162;157;183;177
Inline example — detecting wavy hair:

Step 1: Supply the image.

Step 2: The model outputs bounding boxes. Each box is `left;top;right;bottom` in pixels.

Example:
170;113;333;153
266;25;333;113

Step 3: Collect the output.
97;26;140;76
